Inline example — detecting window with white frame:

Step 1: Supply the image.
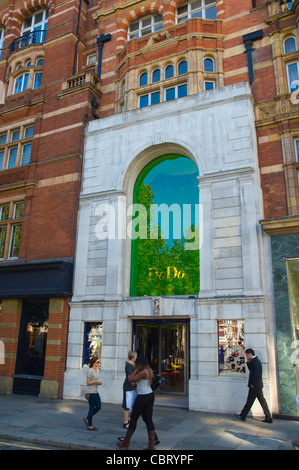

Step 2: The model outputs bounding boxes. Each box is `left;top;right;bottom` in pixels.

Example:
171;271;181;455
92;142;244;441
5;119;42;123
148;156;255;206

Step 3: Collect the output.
204;81;215;91
137;59;188;108
139;91;160;108
0;201;24;260
176;0;217;23
294;139;299;162
204;57;215;72
87;53;96;66
21;9;48;44
0;124;34;171
13;73;29;94
128;14;163;40
11;56;44;95
284;36;297;54
0;28;5;60
286;61;299;92
165;83;188;101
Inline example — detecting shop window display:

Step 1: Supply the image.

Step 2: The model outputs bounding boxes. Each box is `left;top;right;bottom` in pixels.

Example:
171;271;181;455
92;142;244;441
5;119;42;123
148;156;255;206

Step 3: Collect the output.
82;322;103;367
218;320;245;374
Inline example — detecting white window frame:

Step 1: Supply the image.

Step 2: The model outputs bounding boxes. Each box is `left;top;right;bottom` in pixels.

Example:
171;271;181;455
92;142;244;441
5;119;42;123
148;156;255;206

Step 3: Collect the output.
139;91;161;108
286;61;299;92
21;9;48;37
294;139;299;162
128;14;163;40
165;83;188;101
176;0;217;23
204;80;215;91
0;28;5;60
204;57;215;72
284;36;297;54
13;73;29;94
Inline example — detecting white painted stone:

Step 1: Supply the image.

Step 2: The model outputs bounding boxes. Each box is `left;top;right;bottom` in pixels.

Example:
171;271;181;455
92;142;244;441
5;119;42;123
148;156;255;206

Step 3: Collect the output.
63;83;277;416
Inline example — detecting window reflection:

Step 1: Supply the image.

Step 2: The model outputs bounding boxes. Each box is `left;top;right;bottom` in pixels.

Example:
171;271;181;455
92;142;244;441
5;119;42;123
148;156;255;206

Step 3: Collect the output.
130;154;199;296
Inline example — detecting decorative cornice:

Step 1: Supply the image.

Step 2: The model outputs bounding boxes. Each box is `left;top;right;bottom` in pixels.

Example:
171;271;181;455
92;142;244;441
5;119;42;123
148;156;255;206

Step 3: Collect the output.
260;215;299;234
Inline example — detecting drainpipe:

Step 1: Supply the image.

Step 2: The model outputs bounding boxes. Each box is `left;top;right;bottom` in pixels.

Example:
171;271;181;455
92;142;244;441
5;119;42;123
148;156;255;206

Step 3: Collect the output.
73;0;89;76
242;30;263;84
97;33;111;78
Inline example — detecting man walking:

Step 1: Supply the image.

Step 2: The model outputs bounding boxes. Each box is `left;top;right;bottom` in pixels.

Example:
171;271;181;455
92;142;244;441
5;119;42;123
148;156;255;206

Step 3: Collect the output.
235;348;272;423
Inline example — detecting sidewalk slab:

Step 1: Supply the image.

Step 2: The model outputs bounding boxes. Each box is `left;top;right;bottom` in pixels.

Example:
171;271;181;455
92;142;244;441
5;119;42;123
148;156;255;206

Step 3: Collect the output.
0;394;296;451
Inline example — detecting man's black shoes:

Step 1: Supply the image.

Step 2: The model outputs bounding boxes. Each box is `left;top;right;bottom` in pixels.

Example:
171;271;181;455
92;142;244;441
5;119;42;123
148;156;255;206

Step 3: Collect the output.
234;413;246;421
262;418;273;423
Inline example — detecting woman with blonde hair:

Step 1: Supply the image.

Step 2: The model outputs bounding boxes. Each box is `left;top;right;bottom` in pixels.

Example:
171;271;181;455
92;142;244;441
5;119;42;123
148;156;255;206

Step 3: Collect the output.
117;355;156;450
122;350;137;428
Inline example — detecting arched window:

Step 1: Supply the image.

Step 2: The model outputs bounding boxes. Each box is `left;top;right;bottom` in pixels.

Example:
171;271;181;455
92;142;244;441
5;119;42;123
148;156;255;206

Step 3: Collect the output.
139;72;148;87
152;68;161;83
130;154;199;296
13;73;29;94
21;9;48;45
36;57;44;66
284;36;297;54
165;64;174;79
178;60;188;75
128;14;163;40
204;57;214;72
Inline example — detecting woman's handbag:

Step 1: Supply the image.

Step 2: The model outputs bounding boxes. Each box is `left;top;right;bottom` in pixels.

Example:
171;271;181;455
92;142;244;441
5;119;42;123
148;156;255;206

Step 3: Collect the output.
126;389;138;409
85;393;90;400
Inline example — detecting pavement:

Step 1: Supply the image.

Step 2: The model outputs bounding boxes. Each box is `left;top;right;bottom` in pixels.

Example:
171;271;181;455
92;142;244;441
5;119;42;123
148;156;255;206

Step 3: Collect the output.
0;393;298;451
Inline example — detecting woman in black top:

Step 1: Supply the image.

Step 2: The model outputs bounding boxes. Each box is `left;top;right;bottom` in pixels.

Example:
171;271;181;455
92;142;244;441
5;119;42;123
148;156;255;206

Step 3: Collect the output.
122;351;137;428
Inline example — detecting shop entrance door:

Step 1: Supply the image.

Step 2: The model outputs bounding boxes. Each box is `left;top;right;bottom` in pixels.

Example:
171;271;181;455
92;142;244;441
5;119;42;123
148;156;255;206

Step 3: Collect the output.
14;299;49;395
132;319;189;395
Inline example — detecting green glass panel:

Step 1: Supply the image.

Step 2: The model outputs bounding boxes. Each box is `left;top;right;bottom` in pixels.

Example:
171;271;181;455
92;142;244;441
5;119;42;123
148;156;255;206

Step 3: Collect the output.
130;154;199;296
286;258;299;400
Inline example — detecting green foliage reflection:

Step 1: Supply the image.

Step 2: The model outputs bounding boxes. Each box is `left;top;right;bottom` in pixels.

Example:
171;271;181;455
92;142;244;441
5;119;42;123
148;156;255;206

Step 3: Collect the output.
130;155;200;296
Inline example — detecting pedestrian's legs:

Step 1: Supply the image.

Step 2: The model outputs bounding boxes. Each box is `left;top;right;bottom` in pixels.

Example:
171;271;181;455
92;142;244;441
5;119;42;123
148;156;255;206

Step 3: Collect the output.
256;388;272;421
128;395;143;431
87;393;101;427
140;393;155;432
240;387;257;419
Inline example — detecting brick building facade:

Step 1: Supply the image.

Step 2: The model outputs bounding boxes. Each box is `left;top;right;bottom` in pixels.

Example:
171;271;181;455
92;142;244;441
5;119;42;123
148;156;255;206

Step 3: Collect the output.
0;0;298;415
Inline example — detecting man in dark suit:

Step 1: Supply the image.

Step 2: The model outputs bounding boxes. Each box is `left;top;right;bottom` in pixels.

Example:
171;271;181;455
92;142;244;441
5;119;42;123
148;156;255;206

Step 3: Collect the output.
235;348;272;423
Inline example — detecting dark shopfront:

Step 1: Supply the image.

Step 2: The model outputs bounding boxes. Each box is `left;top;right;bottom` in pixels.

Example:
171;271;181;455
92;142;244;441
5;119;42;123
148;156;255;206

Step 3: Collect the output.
0;258;73;398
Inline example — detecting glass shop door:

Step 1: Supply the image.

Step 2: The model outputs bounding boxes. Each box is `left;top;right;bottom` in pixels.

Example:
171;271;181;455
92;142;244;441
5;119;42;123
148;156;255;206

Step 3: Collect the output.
132;319;189;395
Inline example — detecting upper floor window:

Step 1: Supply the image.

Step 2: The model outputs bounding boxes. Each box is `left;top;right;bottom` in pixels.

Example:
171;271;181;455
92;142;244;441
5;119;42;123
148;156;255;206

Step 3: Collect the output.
284;36;297;54
0;201;24;260
139;72;148;87
152;69;161;83
176;0;217;23
204;57;215;72
178;60;188;75
286;62;299;92
128;14;163;40
0;124;34;170
13;73;29;94
9;9;48;54
10;56;44;95
0;28;5;60
21;9;48;44
165;64;174;79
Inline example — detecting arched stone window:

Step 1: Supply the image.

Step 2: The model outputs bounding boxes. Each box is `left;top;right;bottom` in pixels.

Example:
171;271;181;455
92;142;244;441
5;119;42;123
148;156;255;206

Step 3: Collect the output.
284;36;297;54
130;154;200;296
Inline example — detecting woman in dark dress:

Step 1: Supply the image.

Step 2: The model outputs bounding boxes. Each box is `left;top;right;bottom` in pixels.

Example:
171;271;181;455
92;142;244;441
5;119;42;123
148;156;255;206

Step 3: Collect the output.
122;351;137;428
